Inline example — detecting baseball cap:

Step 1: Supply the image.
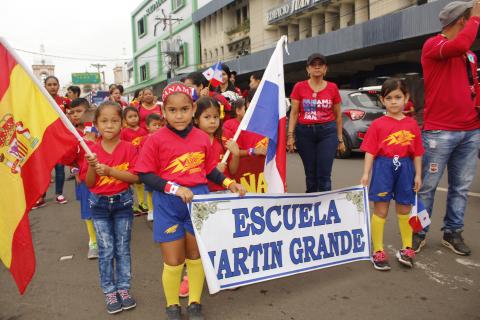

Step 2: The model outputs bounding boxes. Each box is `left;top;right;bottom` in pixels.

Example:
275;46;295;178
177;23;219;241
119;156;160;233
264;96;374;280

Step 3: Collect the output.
439;0;473;28
307;53;327;65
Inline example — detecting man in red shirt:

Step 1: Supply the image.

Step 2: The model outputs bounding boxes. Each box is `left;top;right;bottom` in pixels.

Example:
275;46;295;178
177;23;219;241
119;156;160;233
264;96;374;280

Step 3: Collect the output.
418;1;480;256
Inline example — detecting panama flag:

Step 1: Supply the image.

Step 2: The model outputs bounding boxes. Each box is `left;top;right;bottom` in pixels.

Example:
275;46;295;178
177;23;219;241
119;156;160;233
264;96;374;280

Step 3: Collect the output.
0;38;86;294
202;62;223;88
409;194;431;233
238;36;288;193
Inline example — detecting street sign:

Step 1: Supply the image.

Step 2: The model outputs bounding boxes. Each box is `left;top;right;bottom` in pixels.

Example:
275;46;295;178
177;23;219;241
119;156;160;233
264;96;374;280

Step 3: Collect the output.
71;72;100;84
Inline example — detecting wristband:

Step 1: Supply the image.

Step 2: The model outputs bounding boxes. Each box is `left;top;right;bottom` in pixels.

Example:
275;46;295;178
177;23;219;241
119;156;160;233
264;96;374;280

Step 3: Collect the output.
165;181;180;195
70;167;80;174
222;178;235;189
248;148;255;156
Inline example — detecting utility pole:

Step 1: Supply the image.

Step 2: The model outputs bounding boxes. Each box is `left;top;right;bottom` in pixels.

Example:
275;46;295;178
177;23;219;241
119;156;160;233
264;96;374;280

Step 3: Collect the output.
154;10;183;80
91;63;106;90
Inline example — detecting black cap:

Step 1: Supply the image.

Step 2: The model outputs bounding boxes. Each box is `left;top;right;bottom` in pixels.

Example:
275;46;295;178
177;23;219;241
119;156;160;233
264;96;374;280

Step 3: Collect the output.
307;53;327;65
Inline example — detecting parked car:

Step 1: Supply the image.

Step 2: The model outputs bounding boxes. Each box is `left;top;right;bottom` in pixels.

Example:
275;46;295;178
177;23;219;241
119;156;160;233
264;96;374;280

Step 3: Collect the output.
337;87;384;158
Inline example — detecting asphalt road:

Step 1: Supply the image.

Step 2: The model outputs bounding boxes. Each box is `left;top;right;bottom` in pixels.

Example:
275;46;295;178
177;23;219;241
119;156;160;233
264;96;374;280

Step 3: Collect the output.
1;153;479;320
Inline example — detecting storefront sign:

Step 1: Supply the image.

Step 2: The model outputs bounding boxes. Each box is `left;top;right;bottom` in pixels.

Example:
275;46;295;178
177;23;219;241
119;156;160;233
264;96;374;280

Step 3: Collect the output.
267;0;330;24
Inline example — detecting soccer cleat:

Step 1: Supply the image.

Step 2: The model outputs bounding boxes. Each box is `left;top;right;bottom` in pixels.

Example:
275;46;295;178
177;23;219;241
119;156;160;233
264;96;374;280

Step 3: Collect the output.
412;233;426;253
179;275;189;298
442;231;471;256
371;250;391;271
138;203;149;213
166;305;182;320
55;195;68;204
117;289;136;310
187;303;204;320
396;248;415;268
105;292;122;314
32;198;46;210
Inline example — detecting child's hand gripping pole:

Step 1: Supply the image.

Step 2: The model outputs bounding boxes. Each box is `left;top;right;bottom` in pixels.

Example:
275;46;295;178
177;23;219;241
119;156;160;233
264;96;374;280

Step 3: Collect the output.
220;126;242;164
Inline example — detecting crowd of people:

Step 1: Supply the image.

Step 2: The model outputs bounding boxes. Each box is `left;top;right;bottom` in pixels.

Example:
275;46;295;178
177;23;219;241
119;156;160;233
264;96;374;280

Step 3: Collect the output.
30;1;479;319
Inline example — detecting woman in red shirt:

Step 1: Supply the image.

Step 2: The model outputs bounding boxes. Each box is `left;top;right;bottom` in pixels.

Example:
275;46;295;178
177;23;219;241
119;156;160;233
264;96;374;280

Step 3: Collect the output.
138;88;162;129
287;53;345;193
33;76;71;209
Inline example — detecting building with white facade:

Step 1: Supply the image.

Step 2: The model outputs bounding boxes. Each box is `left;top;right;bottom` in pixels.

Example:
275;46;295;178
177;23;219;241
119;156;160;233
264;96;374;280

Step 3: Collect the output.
126;0;202;94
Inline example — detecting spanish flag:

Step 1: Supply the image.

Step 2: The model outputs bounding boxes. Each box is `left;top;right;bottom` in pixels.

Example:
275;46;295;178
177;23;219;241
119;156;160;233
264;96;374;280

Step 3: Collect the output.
0;38;80;294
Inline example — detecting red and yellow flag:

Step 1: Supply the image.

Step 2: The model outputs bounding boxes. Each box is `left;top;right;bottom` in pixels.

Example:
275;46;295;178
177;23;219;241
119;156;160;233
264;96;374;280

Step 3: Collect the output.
0;40;79;294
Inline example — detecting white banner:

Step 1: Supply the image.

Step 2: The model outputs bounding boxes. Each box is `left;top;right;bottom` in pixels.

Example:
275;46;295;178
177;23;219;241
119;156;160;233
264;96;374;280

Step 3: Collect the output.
189;186;371;294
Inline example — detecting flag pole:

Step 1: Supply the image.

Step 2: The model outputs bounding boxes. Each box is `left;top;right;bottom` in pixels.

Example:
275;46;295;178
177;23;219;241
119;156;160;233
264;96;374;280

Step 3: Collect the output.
0;37;93;156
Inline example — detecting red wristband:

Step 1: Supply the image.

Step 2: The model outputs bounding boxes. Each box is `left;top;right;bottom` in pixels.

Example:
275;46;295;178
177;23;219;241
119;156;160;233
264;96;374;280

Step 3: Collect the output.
165;181;180;195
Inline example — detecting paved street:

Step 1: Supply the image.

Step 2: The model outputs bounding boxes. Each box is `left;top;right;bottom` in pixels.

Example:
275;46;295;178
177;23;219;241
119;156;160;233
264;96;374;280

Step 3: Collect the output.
1;153;479;320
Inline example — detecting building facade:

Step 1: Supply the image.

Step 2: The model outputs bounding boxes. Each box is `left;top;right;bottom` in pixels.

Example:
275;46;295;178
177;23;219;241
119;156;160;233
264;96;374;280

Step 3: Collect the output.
193;0;459;101
126;0;202;94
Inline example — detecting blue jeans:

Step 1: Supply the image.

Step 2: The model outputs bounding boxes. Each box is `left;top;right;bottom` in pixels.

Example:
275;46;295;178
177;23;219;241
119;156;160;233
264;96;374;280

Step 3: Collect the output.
295;121;338;192
419;129;480;234
42;164;65;198
89;190;134;294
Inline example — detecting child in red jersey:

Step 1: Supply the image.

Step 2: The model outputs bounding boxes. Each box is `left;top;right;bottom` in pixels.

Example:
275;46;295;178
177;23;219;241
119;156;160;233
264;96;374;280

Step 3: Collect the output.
64;98;100;259
222;95;269;193
142;113;164;222
360;78;424;271
121;107;149;214
121;107;148;147
135;82;245;320
194;96;240;192
84;102;139;314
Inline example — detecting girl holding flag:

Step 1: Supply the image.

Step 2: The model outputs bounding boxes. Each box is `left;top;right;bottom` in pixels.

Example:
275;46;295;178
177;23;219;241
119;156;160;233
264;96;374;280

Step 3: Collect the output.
135;82;245;320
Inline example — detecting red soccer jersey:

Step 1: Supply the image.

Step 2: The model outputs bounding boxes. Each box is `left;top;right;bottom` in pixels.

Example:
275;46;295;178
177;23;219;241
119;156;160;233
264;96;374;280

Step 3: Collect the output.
82;141;138;195
208;138;227;192
360;116;425;158
139;104;162;129
421;17;480;131
290;80;341;125
121;127;148;147
135;127;217;187
222;118;267;150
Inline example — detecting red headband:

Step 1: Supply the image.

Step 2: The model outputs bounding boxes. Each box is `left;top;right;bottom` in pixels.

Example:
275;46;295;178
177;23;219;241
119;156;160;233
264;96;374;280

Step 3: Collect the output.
161;83;193;103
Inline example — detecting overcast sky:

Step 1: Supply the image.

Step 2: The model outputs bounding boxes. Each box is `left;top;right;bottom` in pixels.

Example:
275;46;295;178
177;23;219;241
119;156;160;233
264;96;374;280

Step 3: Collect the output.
1;0;134;88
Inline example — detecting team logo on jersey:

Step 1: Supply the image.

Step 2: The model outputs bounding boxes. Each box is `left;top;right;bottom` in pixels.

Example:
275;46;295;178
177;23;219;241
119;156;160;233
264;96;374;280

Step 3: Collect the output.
131;136;143;146
164;152;205;174
97;162;130;187
255;137;269;149
377;192;389;197
164;224;179;234
384;130;415;146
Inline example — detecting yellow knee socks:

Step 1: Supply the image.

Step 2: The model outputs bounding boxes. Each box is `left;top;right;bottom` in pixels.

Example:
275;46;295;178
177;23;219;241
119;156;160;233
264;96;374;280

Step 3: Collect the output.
371;214;386;252
162;263;184;306
186;258;205;305
397;214;412;249
147;191;153;211
133;183;145;206
85;220;96;245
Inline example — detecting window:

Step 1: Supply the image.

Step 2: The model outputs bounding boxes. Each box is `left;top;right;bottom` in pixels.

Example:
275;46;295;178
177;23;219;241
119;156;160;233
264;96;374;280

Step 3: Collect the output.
171;0;185;13
242;6;248;21
137;17;146;38
174;43;187;68
140;64;149;82
236;9;241;25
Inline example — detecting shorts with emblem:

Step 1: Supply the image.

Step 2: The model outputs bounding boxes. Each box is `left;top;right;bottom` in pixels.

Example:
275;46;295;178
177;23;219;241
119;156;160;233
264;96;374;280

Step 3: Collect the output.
369;156;415;205
152;184;209;243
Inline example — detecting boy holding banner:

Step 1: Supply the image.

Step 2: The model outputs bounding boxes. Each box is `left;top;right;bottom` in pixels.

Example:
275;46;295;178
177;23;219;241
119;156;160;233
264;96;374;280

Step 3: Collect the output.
360;78;424;271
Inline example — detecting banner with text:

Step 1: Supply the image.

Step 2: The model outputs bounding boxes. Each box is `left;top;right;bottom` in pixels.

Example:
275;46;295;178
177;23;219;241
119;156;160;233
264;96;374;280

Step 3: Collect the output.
190;186;371;294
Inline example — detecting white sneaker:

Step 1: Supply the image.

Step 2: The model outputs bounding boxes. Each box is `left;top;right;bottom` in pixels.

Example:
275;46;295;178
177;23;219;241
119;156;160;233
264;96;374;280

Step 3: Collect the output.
55;195;68;204
88;243;99;259
147;211;153;222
